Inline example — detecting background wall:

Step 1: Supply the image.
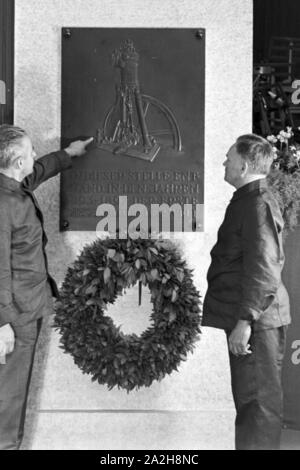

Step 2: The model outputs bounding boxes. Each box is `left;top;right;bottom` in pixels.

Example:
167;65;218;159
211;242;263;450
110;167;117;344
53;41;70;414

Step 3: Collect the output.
254;0;300;63
14;0;253;449
0;0;14;124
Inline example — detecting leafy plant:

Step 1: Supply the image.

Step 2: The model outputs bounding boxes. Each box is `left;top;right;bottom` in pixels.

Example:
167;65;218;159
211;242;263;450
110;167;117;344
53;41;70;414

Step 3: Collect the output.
267;127;300;233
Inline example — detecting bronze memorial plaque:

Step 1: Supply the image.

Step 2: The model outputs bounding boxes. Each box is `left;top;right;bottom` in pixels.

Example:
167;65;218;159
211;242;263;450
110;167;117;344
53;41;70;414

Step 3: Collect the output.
60;28;205;234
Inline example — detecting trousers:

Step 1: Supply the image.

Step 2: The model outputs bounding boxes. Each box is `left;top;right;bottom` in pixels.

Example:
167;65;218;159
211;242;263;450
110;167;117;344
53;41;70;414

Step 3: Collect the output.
227;326;287;450
0;318;42;450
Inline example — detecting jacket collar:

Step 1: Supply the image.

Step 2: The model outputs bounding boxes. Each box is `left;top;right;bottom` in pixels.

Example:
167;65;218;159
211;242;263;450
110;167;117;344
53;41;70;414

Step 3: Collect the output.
231;178;267;202
0;172;22;191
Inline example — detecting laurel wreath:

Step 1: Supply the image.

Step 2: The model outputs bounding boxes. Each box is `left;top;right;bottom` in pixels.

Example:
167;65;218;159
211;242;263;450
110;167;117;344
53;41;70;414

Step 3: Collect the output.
54;237;202;392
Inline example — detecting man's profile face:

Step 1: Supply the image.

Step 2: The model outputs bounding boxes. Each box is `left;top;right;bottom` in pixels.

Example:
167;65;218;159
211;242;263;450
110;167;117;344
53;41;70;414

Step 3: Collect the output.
18;135;36;178
223;144;244;188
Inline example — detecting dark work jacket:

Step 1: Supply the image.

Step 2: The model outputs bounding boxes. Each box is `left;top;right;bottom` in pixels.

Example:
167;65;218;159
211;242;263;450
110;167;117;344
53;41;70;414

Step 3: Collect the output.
0;150;72;327
202;179;291;332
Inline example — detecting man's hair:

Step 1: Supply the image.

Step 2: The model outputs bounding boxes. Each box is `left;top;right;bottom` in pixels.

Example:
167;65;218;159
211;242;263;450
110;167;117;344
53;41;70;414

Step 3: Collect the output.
0;124;27;169
235;133;274;175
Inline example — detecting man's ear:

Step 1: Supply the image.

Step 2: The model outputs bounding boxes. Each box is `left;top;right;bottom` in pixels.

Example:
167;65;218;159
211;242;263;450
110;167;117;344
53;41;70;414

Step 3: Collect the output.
12;156;23;170
241;160;249;177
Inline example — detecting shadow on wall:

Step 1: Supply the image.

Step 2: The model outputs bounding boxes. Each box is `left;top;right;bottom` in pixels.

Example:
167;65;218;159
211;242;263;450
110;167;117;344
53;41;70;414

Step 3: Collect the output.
19;178;77;449
20;316;53;450
14;59;79;447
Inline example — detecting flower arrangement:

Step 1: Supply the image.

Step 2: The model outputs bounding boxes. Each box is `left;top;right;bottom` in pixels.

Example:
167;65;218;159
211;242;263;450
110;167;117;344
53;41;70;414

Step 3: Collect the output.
267;127;300;233
267;127;300;173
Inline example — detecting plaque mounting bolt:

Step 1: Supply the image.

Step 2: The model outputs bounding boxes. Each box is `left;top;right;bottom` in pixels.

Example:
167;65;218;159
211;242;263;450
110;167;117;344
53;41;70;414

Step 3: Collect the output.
195;30;204;39
62;220;69;230
63;29;72;39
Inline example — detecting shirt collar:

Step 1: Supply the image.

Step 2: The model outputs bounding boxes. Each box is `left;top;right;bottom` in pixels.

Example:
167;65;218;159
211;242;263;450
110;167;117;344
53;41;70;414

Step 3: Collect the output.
0;172;22;192
231;178;268;202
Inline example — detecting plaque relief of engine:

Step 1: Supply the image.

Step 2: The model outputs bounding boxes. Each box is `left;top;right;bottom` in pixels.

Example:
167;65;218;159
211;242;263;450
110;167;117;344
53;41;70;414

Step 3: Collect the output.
60;28;205;231
96;39;182;162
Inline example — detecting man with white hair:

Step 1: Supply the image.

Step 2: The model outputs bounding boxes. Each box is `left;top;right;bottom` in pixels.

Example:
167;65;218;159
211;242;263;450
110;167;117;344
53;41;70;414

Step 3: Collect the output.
202;134;291;450
0;124;92;449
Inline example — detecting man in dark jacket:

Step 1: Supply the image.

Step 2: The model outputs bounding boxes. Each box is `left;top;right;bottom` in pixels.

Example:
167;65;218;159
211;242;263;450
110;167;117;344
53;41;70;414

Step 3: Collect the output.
0;124;92;450
202;134;291;450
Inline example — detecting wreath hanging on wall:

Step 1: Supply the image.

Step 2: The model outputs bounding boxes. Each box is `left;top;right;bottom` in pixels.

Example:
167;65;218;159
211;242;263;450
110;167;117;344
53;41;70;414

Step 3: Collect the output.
54;237;202;392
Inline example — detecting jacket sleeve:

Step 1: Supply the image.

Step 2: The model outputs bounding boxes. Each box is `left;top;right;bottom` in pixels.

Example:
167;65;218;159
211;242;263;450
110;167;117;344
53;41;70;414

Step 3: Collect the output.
239;200;283;322
0;226;19;327
22;150;72;191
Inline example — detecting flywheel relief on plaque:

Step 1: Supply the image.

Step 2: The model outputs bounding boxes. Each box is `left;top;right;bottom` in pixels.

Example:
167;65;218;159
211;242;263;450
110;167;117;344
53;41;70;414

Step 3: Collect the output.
96;39;183;162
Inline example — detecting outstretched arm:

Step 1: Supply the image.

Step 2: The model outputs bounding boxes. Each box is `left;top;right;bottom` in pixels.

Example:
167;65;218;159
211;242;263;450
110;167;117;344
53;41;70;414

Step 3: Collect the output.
23;137;93;191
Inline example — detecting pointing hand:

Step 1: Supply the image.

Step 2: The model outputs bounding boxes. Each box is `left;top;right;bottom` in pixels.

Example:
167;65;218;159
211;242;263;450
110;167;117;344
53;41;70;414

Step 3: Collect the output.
64;137;94;157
